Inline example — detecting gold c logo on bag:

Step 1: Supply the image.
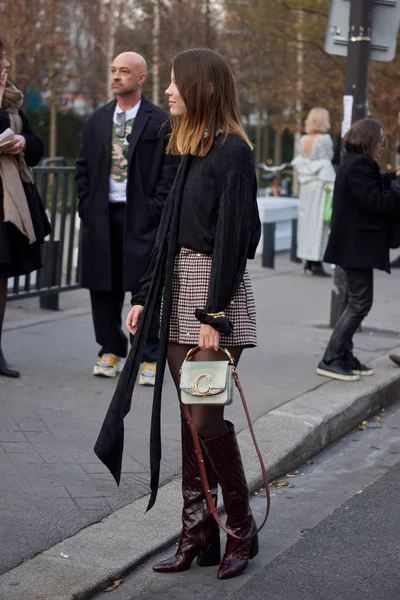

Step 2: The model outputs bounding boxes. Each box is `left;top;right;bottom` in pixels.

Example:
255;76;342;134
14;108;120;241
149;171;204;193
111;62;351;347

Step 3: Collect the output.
194;374;212;396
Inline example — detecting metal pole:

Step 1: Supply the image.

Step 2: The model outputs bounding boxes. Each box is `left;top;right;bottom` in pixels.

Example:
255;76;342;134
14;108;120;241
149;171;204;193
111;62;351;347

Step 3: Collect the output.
292;6;304;198
49;0;58;161
106;0;117;102
205;0;211;47
152;0;161;106
329;0;373;328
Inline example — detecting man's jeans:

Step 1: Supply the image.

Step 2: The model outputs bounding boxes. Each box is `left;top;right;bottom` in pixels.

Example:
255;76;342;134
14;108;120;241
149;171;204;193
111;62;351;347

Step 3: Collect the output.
323;268;373;365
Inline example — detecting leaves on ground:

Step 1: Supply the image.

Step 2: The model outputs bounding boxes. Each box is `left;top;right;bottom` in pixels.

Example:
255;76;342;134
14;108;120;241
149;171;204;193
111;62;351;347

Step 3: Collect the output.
286;470;301;478
104;579;123;592
371;445;380;450
270;479;294;488
306;459;316;465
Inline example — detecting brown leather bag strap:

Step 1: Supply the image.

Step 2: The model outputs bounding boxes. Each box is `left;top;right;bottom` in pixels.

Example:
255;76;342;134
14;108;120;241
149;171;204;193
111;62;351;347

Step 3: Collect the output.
181;369;270;540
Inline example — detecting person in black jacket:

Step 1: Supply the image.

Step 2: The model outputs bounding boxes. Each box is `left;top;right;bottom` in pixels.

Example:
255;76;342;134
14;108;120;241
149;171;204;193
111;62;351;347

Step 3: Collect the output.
76;52;179;383
94;49;261;580
0;41;50;377
317;118;400;382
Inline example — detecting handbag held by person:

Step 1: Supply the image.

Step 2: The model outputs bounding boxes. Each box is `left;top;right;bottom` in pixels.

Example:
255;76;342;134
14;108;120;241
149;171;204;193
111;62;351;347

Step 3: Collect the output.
180;346;236;405
179;346;271;539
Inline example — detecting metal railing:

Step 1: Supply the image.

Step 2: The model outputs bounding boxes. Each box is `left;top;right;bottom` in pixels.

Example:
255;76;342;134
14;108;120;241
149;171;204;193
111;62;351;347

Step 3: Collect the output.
7;166;82;309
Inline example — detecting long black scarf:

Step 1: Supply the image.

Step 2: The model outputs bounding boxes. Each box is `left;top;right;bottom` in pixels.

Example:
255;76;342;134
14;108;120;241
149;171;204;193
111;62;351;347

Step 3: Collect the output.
94;155;191;511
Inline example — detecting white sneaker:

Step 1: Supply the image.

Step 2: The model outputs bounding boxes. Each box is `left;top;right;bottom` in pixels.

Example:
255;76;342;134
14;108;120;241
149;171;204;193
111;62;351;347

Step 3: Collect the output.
93;353;124;377
138;362;156;386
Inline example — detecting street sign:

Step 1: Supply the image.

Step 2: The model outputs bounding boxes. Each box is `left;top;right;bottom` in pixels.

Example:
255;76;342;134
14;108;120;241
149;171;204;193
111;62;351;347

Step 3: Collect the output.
325;0;400;61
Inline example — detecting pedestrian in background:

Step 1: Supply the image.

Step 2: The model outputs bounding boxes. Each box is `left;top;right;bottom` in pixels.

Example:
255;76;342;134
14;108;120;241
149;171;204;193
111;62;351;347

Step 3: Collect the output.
76;52;179;384
95;48;261;580
292;107;336;276
317;118;400;382
0;40;50;378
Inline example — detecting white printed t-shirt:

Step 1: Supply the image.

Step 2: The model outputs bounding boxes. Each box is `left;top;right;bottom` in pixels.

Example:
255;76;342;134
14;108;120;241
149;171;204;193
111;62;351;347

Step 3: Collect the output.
109;100;141;203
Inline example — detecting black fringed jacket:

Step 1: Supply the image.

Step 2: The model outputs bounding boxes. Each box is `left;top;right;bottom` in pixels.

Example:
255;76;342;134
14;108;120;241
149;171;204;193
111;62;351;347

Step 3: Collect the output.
94;134;261;510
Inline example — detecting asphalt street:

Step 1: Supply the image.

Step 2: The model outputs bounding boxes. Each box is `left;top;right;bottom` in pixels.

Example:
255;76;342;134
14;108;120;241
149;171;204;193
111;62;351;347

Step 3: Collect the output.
91;401;400;600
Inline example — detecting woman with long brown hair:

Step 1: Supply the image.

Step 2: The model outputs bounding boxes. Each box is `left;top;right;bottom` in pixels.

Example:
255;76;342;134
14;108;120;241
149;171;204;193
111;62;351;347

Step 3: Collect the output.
95;48;261;580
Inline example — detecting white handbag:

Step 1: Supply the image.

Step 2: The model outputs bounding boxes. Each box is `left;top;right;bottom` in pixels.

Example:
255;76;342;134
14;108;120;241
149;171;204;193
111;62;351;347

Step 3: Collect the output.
180;347;236;405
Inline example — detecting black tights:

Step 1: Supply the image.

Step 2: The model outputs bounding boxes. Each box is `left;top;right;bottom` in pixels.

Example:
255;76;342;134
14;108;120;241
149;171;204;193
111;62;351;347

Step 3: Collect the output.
168;343;243;490
0;278;6;348
167;342;243;440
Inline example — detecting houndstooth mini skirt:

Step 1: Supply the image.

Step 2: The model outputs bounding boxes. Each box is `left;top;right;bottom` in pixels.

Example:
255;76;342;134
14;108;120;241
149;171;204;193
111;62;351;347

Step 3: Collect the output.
165;247;257;347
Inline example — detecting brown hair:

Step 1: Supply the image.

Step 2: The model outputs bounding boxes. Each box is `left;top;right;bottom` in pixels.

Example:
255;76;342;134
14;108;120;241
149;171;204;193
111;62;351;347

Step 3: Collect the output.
344;118;383;159
167;48;252;157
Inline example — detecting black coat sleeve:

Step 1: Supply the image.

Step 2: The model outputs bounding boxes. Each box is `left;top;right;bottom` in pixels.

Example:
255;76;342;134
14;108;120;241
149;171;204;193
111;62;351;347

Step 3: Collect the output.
348;157;400;214
131;174;177;307
196;150;259;334
75;118;92;219
131;154;188;308
149;121;180;217
131;244;159;306
382;170;396;190
0;108;10;132
20;111;44;167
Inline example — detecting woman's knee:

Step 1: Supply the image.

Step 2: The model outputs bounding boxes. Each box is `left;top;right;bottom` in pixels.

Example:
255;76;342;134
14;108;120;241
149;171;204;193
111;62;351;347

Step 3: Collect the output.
190;410;225;440
192;419;217;440
349;296;373;319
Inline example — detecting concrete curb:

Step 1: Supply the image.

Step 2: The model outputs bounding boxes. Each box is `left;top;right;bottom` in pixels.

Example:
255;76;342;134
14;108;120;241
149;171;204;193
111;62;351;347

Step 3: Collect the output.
2;350;400;600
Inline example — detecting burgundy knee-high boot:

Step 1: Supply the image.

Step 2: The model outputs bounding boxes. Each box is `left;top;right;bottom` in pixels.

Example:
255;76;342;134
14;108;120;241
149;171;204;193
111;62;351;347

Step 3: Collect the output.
152;420;220;572
201;421;258;580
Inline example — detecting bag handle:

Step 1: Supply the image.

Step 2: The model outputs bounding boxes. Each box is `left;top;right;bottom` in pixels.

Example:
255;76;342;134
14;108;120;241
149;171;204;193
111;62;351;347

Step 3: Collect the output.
181;346;270;540
182;345;236;365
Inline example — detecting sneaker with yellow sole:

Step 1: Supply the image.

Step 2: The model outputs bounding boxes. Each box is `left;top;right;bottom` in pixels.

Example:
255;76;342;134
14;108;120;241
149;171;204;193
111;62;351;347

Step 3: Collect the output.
93;353;124;378
138;362;156;386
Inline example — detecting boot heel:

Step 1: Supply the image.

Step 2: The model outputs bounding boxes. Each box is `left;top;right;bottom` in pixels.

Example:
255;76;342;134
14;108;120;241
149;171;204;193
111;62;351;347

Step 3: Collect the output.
249;533;259;560
197;539;221;567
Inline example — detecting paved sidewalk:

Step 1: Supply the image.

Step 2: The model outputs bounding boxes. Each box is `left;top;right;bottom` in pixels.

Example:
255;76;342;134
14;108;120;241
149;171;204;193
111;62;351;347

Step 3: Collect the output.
1;254;400;598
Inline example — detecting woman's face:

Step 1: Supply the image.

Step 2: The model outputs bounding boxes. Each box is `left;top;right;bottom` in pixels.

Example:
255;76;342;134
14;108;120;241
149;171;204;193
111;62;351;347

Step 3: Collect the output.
375;129;386;160
165;70;187;117
0;50;10;73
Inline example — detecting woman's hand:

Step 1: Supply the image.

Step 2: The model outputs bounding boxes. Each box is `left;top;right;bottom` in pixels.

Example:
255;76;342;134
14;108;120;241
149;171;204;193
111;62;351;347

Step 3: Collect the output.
0;68;7;104
396;168;400;180
2;134;26;155
198;324;220;351
126;305;144;335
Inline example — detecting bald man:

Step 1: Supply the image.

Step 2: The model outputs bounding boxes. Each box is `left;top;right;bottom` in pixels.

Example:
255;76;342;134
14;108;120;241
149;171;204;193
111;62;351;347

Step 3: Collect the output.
76;52;180;382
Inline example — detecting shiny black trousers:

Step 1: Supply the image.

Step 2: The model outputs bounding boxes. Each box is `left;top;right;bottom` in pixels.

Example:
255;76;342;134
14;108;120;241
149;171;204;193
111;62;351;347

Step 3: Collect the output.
323;268;373;364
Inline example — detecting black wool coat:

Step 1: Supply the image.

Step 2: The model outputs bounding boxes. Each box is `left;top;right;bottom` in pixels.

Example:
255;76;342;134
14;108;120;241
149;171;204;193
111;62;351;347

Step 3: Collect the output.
324;151;400;273
0;108;51;270
75;96;180;292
